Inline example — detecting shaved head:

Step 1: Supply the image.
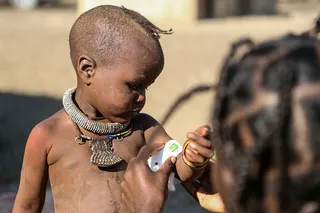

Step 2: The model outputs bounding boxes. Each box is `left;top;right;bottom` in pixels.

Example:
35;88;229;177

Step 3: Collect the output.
69;5;172;69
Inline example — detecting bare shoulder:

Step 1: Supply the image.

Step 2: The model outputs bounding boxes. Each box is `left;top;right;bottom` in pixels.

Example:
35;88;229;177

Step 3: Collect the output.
134;113;171;144
12;111;68;212
133;113;160;131
27;109;68;151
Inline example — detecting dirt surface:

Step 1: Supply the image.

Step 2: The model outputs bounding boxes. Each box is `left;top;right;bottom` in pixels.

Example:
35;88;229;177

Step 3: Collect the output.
1;2;320;212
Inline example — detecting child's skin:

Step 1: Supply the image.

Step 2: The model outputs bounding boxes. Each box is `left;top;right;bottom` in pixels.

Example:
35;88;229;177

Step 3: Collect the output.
12;6;214;213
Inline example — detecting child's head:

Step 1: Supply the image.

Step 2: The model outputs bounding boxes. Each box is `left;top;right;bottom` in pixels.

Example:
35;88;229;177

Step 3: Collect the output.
213;25;320;212
69;5;172;123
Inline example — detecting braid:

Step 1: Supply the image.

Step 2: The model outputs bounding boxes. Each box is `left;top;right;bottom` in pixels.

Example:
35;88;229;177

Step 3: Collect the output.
121;6;173;39
157;16;320;213
213;38;255;123
300;15;320;37
158;38;255;127
214;18;320;212
160;84;216;126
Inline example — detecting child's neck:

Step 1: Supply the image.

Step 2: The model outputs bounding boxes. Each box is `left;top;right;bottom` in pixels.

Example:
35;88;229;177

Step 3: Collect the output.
74;88;110;123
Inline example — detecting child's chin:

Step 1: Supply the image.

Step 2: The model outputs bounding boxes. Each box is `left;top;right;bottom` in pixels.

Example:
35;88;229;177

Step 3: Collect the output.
125;111;139;120
112;113;137;123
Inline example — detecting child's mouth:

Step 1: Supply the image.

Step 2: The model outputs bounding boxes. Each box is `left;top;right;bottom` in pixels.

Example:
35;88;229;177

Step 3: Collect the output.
129;108;141;115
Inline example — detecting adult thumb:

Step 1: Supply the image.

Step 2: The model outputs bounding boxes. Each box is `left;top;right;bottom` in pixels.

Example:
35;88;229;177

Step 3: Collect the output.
157;156;177;184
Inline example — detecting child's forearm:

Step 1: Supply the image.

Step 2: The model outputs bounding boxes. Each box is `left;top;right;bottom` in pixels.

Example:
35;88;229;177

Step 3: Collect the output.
175;154;206;182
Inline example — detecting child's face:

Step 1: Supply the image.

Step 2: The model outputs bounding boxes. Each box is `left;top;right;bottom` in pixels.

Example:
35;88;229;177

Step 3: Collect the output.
87;41;163;123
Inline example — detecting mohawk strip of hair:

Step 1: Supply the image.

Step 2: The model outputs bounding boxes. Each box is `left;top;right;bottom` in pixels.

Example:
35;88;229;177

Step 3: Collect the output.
69;5;172;69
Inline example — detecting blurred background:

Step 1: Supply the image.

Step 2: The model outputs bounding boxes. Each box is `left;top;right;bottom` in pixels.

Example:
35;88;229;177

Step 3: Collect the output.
0;0;320;212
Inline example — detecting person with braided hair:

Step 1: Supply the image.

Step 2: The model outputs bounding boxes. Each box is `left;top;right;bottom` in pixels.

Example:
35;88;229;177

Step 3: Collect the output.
121;18;320;213
12;5;216;213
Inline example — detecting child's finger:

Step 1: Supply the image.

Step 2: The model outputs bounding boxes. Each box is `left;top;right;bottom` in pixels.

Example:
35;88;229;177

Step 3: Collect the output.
186;133;212;148
188;142;214;159
194;125;211;137
185;149;205;164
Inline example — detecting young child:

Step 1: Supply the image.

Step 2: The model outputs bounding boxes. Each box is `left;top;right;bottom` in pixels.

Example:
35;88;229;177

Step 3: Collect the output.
12;5;214;213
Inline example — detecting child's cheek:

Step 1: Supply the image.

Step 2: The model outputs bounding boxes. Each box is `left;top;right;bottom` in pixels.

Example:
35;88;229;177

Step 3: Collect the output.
115;92;135;109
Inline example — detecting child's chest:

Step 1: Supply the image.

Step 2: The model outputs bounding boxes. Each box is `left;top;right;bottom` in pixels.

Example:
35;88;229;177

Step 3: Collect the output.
49;160;129;213
48;127;146;166
47;130;146;212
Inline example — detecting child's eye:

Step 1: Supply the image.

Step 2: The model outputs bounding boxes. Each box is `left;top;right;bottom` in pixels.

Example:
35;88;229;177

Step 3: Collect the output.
128;84;138;90
127;83;148;91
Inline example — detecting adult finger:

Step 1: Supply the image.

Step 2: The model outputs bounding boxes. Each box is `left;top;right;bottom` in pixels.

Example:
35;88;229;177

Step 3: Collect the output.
136;143;164;163
156;156;177;185
199;193;224;213
182;182;225;213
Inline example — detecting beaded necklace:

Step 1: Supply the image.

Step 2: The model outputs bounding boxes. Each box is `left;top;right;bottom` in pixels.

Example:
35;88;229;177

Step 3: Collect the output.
63;87;134;167
73;121;133;167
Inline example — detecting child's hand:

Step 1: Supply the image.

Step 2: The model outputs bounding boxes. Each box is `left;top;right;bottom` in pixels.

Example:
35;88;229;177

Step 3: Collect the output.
183;125;214;168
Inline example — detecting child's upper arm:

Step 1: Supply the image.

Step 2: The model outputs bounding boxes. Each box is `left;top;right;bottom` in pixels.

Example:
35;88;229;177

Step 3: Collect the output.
139;113;172;144
13;122;51;212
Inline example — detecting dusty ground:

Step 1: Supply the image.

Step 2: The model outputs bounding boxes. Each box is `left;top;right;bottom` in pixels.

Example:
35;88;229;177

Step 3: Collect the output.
1;2;320;212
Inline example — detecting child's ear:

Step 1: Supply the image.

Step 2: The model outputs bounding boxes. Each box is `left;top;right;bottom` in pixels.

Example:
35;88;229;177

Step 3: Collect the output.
77;55;97;85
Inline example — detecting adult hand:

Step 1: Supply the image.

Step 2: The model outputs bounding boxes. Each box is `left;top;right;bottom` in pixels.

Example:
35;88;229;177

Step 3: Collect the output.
182;179;225;213
121;143;177;213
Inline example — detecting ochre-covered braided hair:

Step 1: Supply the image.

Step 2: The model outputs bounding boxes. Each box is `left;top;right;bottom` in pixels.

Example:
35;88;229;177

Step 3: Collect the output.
161;16;320;213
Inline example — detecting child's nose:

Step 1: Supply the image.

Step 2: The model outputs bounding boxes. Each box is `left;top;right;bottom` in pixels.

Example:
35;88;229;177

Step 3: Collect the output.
136;91;145;103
